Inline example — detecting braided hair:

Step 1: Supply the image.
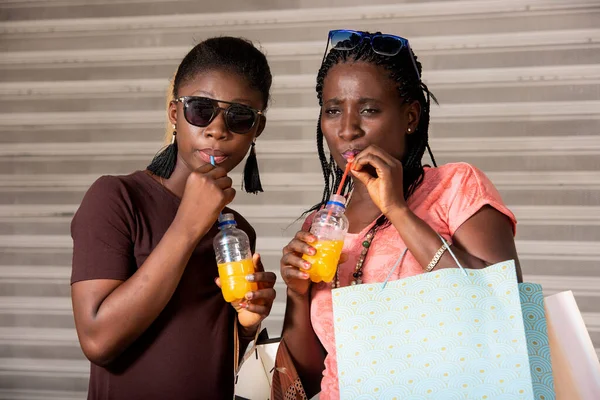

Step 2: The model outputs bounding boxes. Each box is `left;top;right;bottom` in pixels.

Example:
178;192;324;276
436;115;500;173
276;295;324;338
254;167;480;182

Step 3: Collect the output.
306;32;438;230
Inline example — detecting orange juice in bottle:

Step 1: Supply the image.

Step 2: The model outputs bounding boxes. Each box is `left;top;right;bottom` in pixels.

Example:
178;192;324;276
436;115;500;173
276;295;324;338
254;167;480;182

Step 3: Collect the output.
303;194;349;283
213;213;257;303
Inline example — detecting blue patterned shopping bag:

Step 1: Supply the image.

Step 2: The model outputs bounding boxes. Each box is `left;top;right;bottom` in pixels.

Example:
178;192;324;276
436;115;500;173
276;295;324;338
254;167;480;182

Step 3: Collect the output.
520;283;555;400
332;256;552;399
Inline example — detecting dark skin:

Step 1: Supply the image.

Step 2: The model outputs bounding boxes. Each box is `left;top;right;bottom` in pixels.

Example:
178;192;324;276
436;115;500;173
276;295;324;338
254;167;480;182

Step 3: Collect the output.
280;61;521;396
72;70;276;367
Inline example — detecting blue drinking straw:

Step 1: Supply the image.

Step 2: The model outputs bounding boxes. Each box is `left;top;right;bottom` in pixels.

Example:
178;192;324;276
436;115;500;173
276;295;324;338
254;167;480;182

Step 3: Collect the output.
210;155;224;219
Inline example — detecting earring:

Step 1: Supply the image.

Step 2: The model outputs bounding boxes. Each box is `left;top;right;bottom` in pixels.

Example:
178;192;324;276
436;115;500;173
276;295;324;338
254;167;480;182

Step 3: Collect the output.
407;127;412;133
242;141;263;194
147;129;178;178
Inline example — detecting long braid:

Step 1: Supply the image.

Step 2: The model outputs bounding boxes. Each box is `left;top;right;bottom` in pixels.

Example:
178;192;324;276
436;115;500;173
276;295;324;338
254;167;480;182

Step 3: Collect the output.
305;48;354;215
314;115;333;211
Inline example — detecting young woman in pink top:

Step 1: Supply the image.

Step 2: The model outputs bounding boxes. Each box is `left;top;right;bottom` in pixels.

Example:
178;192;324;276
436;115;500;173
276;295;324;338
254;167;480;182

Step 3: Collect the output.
277;30;523;399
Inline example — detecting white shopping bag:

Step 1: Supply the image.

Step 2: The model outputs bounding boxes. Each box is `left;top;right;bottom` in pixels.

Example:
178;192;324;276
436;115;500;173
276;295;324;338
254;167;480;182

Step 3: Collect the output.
235;331;279;400
545;291;600;399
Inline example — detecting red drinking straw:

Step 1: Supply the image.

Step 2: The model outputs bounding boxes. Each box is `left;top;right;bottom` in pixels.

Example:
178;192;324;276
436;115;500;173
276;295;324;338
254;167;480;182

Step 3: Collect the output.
336;156;354;196
326;156;354;221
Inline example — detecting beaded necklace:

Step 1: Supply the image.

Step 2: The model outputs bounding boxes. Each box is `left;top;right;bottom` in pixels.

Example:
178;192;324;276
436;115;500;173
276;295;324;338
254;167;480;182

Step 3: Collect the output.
332;214;387;288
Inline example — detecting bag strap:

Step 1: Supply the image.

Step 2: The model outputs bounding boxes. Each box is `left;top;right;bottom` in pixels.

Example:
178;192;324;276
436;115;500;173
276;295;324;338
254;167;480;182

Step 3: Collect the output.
381;248;408;290
233;314;239;376
240;322;261;367
233;313;261;375
436;232;468;276
379;233;468;291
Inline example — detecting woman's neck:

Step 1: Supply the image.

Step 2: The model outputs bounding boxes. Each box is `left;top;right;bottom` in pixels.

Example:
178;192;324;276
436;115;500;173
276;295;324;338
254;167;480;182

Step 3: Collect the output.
157;158;192;199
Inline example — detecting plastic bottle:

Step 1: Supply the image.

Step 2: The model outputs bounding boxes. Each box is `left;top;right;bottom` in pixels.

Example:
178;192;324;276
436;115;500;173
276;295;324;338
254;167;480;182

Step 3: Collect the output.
302;194;349;283
213;213;257;302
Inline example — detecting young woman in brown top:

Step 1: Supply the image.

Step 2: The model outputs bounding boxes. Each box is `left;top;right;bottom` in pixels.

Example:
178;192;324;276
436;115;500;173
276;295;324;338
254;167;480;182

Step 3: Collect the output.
70;37;277;399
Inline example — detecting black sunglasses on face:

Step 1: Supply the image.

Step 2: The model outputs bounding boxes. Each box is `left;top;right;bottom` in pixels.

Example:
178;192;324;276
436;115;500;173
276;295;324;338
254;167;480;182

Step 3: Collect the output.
174;96;263;134
324;29;421;81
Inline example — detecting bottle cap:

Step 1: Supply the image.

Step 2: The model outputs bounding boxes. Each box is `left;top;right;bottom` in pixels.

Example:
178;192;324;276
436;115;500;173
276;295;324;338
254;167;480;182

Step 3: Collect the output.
218;213;236;227
326;194;346;209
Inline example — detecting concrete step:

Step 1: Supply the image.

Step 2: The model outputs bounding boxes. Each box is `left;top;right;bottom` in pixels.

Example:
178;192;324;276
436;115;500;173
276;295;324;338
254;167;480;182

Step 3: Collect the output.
0;319;285;361
0;357;88;391
0;296;74;329
2;262;600;298
3;261;600;297
3;204;599;241
0;253;74;275
3;204;600;226
0;331;598;396
1;117;598;148
2;185;600;212
0;284;597;326
2;220;599;243
1;234;599;275
2;0;598;51
0;327;82;359
0;266;70;297
2;29;599;81
0;305;597;351
2;100;598;127
0;219;71;236
6;204;600;224
0;0;450;21
0;286;597;361
0;294;284;332
1;170;599;192
1;136;599;176
1;101;598;143
1;171;600;210
3;82;599;113
5;65;599;101
12;99;594;125
0;280;597;327
2;65;599;112
0;296;73;315
0;388;86;400
5;152;597;175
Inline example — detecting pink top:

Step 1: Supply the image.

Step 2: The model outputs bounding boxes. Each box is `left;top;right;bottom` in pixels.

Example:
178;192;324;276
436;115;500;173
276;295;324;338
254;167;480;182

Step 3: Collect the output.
304;163;517;400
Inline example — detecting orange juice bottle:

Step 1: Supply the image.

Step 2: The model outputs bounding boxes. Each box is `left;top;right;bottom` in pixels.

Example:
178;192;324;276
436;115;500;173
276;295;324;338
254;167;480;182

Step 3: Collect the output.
213;213;257;303
303;194;349;283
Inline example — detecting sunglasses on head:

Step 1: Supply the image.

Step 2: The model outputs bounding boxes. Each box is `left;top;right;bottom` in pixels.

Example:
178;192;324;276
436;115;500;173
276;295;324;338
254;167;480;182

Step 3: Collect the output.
174;96;263;134
323;29;421;81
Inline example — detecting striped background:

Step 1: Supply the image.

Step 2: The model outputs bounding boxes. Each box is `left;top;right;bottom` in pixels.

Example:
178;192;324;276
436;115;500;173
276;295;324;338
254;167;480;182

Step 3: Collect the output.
0;0;599;398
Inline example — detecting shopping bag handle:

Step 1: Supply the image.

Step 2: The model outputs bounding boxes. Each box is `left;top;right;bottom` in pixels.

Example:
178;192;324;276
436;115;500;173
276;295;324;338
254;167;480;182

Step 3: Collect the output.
381;248;408;290
436;233;468;276
380;233;468;290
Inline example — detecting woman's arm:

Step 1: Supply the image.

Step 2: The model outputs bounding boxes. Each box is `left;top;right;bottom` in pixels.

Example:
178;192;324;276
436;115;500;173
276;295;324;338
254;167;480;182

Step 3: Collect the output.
279;230;327;397
72;165;235;366
72;220;206;366
388;205;522;281
352;145;521;281
281;289;326;397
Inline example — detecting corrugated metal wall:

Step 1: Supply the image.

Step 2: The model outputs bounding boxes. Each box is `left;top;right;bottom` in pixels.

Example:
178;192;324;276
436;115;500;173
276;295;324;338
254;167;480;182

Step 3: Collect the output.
0;0;598;397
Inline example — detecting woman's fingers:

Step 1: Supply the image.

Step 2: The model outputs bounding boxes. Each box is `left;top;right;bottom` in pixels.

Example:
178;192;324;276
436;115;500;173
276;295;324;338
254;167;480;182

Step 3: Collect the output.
281;264;310;281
